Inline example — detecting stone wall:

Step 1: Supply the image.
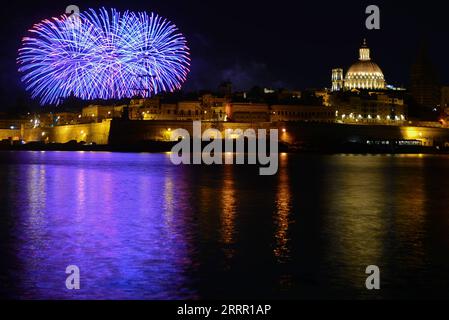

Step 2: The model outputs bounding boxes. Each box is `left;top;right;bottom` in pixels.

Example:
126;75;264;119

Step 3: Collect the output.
12;119;449;148
108;120;274;145
0;129;21;141
49;121;111;144
20;121;111;144
280;123;449;147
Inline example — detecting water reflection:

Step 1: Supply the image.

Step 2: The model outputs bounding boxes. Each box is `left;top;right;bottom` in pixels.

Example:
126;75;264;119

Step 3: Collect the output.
220;165;237;260
75;168;86;223
323;155;388;290
322;155;431;295
273;154;292;263
22;164;49;298
12;152;197;299
26;164;47;244
1;151;449;299
163;173;175;229
390;156;427;274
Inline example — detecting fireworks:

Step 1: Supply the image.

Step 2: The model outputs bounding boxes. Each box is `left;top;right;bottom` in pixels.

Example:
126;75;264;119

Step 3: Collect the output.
17;8;191;105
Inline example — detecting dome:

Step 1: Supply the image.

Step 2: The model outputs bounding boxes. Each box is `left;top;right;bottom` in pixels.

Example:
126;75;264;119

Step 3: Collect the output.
344;39;386;90
347;61;384;76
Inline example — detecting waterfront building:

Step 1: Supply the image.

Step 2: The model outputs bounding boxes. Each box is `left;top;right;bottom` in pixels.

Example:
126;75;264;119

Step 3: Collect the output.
270;105;335;123
82;105;124;121
72;94;340;124
52;112;80;125
176;101;204;120
331;91;406;124
228;103;270;122
200;94;230;121
127;94;229;121
328;39;409;124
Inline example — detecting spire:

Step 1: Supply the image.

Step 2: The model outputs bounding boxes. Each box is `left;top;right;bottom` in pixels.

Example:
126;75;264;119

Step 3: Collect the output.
359;39;370;61
362;38;368;48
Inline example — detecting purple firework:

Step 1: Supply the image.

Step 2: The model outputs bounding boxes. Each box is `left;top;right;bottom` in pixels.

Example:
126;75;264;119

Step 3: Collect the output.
17;8;191;105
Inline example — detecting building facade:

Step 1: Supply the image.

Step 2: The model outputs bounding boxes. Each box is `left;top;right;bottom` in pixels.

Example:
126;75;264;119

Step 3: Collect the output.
271;105;335;123
331;92;406;124
332;39;386;91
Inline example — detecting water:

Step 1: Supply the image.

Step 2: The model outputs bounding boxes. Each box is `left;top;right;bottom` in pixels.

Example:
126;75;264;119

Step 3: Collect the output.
0;151;449;300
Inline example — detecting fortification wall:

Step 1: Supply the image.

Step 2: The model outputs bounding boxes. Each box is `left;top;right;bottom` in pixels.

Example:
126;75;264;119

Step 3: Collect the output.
108;120;274;144
50;121;111;144
97;120;449;147
21;121;111;144
0;129;21;141
280;123;449;146
22;128;44;142
12;120;449;148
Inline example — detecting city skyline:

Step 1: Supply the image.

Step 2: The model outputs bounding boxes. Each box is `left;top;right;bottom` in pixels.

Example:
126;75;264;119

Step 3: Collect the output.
1;0;449;109
2;1;449;306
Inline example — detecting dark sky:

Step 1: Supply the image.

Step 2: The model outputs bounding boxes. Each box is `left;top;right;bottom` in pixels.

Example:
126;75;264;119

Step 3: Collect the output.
1;0;449;109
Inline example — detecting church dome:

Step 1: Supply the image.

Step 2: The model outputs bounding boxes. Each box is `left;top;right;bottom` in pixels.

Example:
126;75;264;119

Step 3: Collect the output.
347;60;384;75
344;39;386;90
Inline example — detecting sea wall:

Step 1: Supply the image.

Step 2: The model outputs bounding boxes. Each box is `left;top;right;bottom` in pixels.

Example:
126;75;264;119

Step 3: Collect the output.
0;129;21;141
108;120;273;145
13;120;449;148
50;121;110;144
108;120;449;147
21;121;111;144
280;123;449;147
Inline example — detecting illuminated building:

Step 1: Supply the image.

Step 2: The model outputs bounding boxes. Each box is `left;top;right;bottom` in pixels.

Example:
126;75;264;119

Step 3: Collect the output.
229;103;271;122
314;89;332;107
270;105;335;123
200;94;229;121
82;105;124;121
328;39;408;124
332;69;344;92
331;92;406;124
331;39;386;91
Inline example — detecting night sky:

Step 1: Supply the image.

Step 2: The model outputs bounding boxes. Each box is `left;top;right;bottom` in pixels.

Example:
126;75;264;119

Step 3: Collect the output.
1;0;449;109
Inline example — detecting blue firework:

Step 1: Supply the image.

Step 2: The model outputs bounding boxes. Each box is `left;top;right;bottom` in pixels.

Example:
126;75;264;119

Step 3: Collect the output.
17;8;191;105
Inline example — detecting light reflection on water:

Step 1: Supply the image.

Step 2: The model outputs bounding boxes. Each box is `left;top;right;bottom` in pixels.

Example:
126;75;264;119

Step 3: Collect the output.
1;151;449;299
220;165;237;261
273;155;292;263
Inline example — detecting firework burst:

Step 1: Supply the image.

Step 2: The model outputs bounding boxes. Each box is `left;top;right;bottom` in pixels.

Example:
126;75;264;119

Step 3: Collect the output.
17;8;191;105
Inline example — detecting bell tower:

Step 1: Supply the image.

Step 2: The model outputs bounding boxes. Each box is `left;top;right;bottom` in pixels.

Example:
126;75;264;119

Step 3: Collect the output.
332;68;344;92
